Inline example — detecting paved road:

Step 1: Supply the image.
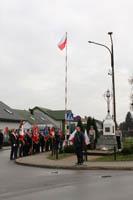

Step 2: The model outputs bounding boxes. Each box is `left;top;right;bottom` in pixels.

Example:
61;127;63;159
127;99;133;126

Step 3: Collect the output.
1;150;133;200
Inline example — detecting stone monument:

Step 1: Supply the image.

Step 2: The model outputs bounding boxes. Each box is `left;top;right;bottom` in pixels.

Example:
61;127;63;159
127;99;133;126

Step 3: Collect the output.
96;90;117;150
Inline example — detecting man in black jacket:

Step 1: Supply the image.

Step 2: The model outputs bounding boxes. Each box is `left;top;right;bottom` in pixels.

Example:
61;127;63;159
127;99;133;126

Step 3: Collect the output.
74;126;84;165
10;129;19;160
0;130;3;149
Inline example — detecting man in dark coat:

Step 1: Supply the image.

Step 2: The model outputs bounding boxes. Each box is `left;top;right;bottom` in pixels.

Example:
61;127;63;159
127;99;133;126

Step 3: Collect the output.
26;130;32;155
0;130;4;149
39;131;45;152
10;129;19;160
74;126;84;165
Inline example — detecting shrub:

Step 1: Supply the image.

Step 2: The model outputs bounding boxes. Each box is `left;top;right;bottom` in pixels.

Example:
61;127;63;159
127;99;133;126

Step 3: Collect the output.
64;145;75;153
3;141;10;146
121;146;133;155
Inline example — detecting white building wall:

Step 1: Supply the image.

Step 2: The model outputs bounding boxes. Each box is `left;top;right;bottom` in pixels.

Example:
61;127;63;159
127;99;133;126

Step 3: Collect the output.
0;121;20;132
23;122;31;130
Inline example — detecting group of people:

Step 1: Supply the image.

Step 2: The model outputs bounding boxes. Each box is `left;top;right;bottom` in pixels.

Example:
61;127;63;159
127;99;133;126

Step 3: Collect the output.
9;127;63;160
0;122;122;163
73;126;123;165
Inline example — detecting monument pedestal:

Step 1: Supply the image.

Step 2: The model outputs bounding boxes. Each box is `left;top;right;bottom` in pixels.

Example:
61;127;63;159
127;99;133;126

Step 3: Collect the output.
96;114;117;150
96;135;117;150
96;90;118;150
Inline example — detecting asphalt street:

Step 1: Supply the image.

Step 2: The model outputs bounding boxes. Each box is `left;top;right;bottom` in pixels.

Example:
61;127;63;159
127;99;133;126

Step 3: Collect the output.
1;150;133;200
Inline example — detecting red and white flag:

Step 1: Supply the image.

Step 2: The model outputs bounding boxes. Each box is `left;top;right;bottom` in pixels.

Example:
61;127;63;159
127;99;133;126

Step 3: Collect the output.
32;124;39;143
50;127;55;136
69;130;76;143
5;127;8;133
84;129;90;146
19;120;24;143
58;33;67;50
60;129;63;137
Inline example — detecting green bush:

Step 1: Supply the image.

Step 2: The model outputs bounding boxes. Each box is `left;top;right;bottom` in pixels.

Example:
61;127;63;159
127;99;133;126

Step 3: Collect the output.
64;145;75;153
3;141;10;146
121;146;133;155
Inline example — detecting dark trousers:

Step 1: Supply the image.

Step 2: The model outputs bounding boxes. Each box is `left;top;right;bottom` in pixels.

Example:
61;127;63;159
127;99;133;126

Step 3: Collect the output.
116;136;121;149
33;143;40;153
40;142;44;152
75;148;83;164
23;145;29;156
0;143;2;149
19;145;24;157
10;145;18;160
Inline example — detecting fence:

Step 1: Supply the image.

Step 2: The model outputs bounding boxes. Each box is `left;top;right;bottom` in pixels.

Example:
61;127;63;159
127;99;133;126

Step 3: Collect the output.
122;131;133;148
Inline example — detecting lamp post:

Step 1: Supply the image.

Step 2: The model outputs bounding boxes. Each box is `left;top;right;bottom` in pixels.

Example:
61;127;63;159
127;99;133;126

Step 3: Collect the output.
88;32;116;127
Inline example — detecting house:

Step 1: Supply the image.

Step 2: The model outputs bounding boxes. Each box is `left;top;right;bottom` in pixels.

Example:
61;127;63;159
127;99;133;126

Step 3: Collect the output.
29;107;72;133
14;109;53;130
0;101;23;133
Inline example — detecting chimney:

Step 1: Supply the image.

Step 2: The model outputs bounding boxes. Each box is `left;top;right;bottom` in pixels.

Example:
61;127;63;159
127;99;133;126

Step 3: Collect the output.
29;108;34;115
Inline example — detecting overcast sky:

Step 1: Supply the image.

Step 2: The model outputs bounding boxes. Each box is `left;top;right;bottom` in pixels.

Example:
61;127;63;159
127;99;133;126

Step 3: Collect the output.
0;0;133;123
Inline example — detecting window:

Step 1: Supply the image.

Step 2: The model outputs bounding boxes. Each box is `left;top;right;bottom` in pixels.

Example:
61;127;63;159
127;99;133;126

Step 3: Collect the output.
40;116;45;121
105;127;110;132
30;116;35;121
4;109;13;114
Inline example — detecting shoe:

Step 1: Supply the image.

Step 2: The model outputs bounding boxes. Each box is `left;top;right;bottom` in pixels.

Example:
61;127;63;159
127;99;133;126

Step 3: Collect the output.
79;162;83;165
75;162;80;165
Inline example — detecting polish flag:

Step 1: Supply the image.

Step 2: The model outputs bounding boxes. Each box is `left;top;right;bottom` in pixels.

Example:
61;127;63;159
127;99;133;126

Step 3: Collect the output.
69;130;76;143
58;34;67;50
5;127;8;133
32;124;39;143
84;129;90;146
19;120;24;143
50;127;55;136
61;129;63;137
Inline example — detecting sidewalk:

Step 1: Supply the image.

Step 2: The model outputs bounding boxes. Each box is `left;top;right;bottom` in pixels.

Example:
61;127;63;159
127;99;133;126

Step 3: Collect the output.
2;146;11;150
16;152;133;170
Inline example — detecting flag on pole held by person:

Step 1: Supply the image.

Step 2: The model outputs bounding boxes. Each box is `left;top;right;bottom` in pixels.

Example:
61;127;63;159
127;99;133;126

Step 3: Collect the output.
44;127;48;136
58;33;67;50
19;120;24;143
69;130;76;143
5;126;8;133
84;129;90;146
50;127;55;136
69;129;90;145
32;124;39;143
60;129;63;137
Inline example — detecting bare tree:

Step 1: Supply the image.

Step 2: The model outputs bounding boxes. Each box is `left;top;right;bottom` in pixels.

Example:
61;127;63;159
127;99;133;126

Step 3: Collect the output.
129;75;133;111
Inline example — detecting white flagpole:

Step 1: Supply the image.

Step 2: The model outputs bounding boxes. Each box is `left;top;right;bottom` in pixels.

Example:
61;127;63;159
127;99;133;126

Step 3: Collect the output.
65;32;68;141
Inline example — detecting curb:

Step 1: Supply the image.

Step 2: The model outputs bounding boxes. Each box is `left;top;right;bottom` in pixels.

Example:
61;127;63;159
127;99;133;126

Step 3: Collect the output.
15;160;133;171
1;147;11;151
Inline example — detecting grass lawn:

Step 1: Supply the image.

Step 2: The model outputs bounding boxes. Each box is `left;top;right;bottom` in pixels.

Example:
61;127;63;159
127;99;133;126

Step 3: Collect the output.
122;137;133;146
47;153;74;160
93;153;133;162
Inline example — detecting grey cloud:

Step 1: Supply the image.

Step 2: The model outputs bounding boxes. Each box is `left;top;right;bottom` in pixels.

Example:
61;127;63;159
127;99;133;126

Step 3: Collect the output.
0;0;133;123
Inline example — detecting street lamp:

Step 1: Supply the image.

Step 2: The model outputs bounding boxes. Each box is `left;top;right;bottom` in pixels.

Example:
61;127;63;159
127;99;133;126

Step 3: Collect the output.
88;32;116;127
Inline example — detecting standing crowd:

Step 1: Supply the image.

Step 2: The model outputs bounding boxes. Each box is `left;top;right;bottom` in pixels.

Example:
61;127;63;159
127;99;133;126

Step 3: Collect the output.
0;122;123;163
9;127;64;160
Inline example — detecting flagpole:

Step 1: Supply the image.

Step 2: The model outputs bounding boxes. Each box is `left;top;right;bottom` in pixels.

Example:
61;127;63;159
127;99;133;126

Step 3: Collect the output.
65;32;67;141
